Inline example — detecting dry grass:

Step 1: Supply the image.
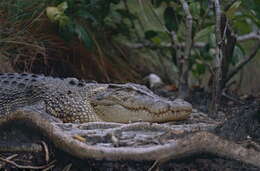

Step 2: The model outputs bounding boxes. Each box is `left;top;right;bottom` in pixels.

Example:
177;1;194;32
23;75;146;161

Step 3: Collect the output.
0;0;152;82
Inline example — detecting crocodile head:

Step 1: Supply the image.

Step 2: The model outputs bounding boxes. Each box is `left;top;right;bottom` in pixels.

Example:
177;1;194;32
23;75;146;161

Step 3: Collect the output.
88;83;192;123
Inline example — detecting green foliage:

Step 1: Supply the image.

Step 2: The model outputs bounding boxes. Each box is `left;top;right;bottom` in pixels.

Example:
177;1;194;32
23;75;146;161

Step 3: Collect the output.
226;0;260;34
45;0;138;49
140;0;259;85
164;7;180;31
1;0;259;85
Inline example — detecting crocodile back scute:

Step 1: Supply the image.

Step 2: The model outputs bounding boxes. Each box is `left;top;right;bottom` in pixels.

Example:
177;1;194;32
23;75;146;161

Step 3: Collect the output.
0;73;98;123
0;73;45;115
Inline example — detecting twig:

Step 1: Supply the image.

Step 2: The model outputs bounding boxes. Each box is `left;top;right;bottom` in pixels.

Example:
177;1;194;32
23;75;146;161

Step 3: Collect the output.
62;163;73;171
41;141;50;162
222;91;245;105
126;42;205;49
0;154;18;169
0;156;55;169
224;41;260;85
42;163;56;171
126;31;260;50
237;31;260;42
148;160;159;171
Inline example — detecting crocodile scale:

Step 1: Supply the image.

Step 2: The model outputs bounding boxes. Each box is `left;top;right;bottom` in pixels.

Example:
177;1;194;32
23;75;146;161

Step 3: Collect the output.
0;73;192;123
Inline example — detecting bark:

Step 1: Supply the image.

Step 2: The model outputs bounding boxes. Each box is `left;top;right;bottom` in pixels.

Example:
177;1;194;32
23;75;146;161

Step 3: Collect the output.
178;0;193;98
209;0;223;116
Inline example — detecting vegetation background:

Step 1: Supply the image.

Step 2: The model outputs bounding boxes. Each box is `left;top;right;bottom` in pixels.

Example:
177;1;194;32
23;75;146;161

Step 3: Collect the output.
0;0;259;95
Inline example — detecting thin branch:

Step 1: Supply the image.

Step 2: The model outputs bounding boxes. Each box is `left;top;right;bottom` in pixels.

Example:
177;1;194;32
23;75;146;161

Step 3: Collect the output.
126;31;260;49
210;0;223;116
214;0;222;45
179;0;193;60
125;42;205;49
0;157;55;170
41;141;50;162
178;0;193;98
224;41;260;84
237;31;260;42
0;154;18;169
224;0;238;11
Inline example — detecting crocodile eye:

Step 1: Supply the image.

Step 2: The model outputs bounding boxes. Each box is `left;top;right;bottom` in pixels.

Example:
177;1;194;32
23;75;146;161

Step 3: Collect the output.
31;74;38;78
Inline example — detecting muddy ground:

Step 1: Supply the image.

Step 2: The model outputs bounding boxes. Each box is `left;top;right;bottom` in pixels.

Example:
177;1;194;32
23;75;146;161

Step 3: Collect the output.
0;90;259;171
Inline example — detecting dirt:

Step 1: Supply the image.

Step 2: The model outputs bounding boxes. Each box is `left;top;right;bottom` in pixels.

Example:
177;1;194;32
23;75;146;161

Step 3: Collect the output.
0;90;259;170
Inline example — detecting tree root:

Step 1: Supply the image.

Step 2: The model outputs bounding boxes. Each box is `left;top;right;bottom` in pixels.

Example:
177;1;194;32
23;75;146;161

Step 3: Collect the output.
0;106;260;168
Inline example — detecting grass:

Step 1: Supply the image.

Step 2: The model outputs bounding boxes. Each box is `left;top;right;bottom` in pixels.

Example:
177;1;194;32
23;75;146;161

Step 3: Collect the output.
0;0;153;82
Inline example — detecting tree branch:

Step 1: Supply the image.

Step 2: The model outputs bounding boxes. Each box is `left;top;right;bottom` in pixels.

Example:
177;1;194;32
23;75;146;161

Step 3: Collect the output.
126;31;259;49
237;31;260;42
224;41;260;85
210;0;223;116
178;0;193;98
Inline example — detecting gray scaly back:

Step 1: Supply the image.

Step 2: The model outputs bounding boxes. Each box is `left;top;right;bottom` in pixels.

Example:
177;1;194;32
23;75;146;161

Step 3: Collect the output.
0;73;100;123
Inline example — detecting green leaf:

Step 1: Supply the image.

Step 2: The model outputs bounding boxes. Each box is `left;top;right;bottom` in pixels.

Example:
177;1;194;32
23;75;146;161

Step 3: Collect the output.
57;1;68;12
226;1;242;20
46;7;61;23
58;15;70;27
194;25;214;41
151;37;162;44
196;63;206;74
163;7;179;31
116;9;137;20
189;2;200;18
201;43;212;61
232;45;245;65
74;24;93;49
233;18;252;34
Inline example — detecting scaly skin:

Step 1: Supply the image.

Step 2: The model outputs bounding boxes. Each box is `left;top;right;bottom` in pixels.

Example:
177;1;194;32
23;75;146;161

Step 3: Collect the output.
0;73;192;123
88;83;192;123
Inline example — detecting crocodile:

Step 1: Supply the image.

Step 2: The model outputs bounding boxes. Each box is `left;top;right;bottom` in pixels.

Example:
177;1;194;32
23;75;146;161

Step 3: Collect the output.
1;73;260;168
0;73;192;123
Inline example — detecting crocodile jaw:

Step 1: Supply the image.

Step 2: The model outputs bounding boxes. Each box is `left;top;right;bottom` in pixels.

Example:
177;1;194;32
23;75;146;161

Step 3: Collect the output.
91;99;192;123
